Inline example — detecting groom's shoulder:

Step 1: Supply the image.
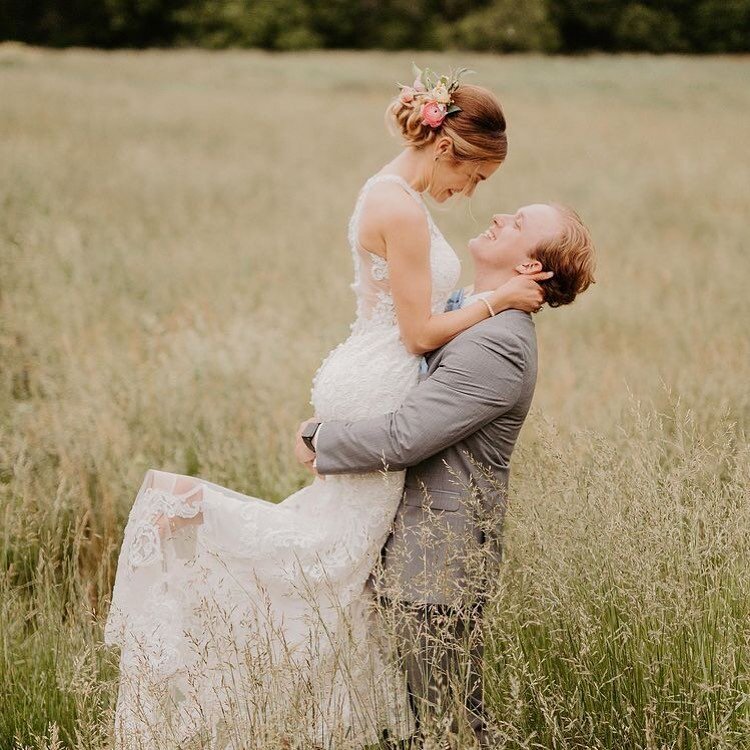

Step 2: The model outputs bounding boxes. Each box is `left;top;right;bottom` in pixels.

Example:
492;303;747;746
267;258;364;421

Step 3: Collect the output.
444;310;537;369
448;310;536;363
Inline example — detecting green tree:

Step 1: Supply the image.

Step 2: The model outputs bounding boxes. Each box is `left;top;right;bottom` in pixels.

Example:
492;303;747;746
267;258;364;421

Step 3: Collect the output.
689;0;750;52
547;0;620;50
615;3;685;52
367;0;444;50
172;0;321;49
2;0;750;52
451;0;560;52
104;0;188;46
0;0;115;46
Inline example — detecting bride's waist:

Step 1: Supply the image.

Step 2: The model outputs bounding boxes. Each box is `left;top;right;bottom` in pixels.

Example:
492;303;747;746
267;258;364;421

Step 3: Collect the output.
349;317;404;339
310;331;421;419
335;324;419;358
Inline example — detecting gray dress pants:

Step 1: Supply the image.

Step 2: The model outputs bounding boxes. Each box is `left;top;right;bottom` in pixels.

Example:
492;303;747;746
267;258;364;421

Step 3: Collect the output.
383;599;489;749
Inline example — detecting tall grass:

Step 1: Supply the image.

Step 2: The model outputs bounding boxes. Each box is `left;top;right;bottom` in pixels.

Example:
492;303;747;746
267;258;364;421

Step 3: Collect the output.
1;44;748;747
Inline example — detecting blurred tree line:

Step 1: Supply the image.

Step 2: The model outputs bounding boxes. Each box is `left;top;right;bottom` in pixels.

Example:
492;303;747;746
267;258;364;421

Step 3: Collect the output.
1;0;748;52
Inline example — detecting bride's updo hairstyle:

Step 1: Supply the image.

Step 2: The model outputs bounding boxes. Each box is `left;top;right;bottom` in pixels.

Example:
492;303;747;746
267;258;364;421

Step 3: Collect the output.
386;83;508;166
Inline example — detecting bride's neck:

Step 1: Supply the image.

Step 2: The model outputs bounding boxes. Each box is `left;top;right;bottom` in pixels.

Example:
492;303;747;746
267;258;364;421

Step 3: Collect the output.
383;148;433;193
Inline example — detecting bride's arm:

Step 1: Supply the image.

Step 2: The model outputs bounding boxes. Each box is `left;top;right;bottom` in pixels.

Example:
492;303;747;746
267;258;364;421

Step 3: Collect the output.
382;195;546;356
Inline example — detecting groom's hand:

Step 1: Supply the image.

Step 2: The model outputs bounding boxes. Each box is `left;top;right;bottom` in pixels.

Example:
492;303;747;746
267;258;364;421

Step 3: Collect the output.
295;418;320;477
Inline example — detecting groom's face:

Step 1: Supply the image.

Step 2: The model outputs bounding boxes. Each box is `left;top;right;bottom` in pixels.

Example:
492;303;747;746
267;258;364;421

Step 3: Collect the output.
468;203;563;267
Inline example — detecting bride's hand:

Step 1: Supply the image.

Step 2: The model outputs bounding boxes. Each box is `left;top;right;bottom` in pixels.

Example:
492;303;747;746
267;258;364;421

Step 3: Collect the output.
155;513;172;540
154;511;204;540
489;270;553;314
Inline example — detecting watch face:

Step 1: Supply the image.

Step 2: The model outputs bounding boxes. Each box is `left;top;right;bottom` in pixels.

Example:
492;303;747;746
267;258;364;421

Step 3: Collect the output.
303;422;319;439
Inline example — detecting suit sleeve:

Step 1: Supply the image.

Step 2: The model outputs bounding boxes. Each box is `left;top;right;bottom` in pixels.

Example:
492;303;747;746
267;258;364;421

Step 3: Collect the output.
314;331;528;475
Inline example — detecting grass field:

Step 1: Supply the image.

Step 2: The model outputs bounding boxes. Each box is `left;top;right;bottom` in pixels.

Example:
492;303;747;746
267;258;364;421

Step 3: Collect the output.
1;44;749;748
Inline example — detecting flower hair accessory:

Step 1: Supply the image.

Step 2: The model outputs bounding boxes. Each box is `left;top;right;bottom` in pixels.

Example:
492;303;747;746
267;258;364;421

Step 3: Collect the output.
398;63;474;128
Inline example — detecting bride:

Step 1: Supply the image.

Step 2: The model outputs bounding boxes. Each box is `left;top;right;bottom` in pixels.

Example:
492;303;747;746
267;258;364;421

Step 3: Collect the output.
105;67;547;749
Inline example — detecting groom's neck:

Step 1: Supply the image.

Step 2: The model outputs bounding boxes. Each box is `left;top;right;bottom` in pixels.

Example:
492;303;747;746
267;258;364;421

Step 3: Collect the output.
471;264;516;295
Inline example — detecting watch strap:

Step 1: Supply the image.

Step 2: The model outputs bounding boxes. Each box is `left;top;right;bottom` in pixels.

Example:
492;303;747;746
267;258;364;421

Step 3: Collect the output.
302;421;321;452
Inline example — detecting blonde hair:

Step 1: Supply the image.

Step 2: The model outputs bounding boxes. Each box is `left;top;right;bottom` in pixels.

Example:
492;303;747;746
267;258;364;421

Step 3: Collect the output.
533;205;596;307
386;83;508;165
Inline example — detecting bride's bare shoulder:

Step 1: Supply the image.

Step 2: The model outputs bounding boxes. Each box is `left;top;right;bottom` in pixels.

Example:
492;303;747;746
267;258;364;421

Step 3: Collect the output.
358;179;427;240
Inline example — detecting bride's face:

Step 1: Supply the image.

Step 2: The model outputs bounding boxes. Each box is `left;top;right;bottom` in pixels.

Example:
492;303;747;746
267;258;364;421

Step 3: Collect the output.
429;157;500;203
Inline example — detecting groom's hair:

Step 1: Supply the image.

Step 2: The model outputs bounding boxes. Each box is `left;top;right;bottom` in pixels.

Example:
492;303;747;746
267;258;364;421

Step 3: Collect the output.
532;205;596;307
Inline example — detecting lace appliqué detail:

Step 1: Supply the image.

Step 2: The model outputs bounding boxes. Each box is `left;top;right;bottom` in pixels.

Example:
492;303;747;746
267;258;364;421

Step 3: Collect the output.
118;583;183;678
370;253;388;281
129;486;202;571
370;289;397;327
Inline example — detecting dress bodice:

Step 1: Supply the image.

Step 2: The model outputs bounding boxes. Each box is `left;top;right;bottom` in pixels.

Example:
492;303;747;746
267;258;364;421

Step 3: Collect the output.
310;174;461;422
347;173;461;335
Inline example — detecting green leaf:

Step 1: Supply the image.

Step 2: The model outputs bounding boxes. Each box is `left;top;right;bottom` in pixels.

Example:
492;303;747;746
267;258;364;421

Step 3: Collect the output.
454;67;476;85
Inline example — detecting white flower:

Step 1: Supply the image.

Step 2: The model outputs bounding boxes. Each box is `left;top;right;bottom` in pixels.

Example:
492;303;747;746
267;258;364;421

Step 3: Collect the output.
430;84;451;105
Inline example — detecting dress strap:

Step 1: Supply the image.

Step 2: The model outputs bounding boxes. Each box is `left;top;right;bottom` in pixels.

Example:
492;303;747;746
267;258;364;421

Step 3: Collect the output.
357;173;431;227
366;173;424;204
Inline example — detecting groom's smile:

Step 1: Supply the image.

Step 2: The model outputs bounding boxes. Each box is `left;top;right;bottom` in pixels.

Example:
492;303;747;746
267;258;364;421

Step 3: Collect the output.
470;204;564;262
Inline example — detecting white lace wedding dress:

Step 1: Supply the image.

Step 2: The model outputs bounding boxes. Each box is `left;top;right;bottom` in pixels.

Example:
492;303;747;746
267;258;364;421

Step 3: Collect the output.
104;173;461;749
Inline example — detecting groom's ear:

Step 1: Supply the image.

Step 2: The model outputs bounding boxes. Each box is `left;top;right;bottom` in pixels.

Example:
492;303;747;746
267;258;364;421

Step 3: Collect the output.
515;260;543;275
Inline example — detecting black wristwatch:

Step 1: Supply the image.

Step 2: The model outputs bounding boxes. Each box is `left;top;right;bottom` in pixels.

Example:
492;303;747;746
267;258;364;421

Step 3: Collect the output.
301;420;321;452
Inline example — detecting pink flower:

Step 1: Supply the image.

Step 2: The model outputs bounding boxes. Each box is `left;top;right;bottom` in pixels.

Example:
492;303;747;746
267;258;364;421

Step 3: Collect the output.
420;101;447;128
399;86;416;104
413;76;427;92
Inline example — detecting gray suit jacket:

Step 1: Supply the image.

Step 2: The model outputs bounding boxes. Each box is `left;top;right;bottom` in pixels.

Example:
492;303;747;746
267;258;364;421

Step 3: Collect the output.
315;309;538;606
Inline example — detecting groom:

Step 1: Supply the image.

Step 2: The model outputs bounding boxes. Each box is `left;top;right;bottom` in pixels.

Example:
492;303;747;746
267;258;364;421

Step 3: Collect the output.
295;203;595;748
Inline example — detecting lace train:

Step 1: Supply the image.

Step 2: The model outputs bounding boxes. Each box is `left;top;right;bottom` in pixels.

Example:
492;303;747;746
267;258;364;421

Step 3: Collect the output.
106;469;414;749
